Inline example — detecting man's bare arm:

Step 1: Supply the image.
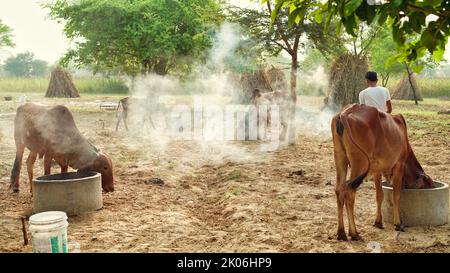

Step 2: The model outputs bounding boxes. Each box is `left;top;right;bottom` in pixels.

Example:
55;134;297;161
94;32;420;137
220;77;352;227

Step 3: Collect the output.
386;100;393;114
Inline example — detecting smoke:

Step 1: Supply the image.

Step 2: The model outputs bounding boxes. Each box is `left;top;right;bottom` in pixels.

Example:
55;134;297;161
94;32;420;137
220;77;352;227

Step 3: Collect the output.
298;65;328;97
208;23;241;71
120;22;261;163
119;21;337;163
293;63;336;139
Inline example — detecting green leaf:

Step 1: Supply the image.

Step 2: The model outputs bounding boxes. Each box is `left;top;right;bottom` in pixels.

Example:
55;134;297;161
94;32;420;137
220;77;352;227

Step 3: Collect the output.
343;14;358;36
390;0;403;8
377;11;388;26
421;28;437;52
344;0;363;17
408;12;426;33
432;47;445;61
411;63;424;73
288;6;307;26
271;1;283;23
392;25;405;45
313;10;323;24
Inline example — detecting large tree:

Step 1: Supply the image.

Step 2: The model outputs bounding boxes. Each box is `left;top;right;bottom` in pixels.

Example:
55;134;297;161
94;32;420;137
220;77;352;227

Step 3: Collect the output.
3;52;48;77
268;0;450;70
45;0;223;76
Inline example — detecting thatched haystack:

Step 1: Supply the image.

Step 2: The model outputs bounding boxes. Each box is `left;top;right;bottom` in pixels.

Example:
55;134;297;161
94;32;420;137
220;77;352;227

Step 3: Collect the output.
45;67;80;98
231;65;287;104
326;53;368;109
392;74;423;101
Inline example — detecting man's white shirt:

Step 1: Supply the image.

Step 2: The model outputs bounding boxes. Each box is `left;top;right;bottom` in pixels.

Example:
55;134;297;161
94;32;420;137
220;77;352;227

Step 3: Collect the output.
359;86;391;112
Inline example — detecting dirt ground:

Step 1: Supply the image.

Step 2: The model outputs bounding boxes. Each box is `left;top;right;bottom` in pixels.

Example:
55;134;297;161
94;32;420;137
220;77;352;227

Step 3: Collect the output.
0;95;449;253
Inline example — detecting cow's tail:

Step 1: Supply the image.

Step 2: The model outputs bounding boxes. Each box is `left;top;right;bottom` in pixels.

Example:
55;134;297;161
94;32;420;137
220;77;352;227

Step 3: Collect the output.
10;156;21;189
337;114;370;189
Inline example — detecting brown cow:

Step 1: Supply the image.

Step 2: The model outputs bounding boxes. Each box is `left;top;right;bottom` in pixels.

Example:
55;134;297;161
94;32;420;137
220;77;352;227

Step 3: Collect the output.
115;96;157;132
331;104;433;241
10;103;114;193
115;97;130;131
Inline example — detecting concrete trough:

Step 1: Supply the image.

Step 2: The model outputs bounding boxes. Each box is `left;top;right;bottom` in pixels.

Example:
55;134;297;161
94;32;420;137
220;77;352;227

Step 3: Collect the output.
382;181;449;227
32;172;103;216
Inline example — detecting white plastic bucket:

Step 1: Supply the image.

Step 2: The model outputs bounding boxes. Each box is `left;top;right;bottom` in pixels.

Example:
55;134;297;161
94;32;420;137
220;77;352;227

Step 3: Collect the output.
29;211;69;253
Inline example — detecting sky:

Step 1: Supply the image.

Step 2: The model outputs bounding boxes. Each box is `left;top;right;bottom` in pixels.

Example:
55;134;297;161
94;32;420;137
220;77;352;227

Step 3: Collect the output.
0;0;69;64
0;0;449;65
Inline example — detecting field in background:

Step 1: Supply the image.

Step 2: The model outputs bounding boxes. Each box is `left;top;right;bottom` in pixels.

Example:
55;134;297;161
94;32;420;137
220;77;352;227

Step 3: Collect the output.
299;77;450;99
0;77;128;96
1;76;449;99
386;77;450;99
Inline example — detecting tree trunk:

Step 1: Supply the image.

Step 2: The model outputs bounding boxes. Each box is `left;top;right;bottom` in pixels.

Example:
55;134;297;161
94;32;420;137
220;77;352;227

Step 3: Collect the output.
287;52;298;146
405;63;418;105
154;58;168;76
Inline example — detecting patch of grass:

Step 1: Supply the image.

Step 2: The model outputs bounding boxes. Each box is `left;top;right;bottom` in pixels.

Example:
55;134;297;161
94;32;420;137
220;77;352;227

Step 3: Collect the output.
167;161;177;170
226;170;241;181
231;187;243;196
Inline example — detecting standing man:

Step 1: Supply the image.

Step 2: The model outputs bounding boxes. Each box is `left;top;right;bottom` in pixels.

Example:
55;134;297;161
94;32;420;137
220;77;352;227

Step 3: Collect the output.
359;71;393;113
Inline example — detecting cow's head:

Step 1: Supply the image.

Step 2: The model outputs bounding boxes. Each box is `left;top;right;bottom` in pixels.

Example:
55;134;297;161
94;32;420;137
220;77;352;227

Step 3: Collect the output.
414;173;434;189
403;149;434;189
92;152;114;192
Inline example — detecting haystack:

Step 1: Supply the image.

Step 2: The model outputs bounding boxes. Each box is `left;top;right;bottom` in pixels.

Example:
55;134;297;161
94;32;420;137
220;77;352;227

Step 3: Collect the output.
392;74;423;101
231;65;287;104
45;67;80;98
326;53;368;109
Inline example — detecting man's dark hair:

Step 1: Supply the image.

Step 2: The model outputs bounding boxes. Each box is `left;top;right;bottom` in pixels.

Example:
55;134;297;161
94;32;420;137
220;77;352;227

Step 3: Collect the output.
365;71;378;82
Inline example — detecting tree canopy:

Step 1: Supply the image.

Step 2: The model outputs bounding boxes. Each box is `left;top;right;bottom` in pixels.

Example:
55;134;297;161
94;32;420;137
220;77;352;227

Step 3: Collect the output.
267;0;450;72
0;19;14;48
45;0;224;76
3;52;49;77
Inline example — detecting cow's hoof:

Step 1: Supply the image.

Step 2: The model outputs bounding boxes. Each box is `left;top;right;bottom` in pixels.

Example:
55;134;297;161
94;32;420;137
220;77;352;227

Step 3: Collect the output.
373;222;384;229
394;224;405;232
337;231;348;241
350;234;362;241
13;188;19;193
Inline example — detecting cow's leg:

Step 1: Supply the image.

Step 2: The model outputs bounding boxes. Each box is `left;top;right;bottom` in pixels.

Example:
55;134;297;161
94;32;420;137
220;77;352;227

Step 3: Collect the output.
44;154;52;175
334;157;348;241
344;187;361;240
10;144;25;193
26;151;38;194
115;115;122;132
123;111;129;131
373;173;384;229
332;118;349;241
61;165;68;173
345;159;367;241
392;163;405;231
148;113;156;130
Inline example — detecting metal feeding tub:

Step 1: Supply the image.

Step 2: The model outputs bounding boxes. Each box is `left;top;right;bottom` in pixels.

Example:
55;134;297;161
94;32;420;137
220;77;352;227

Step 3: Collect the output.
382;181;449;227
32;172;103;216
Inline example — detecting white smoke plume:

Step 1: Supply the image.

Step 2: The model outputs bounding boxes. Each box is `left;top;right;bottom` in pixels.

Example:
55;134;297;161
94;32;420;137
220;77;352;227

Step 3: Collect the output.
120;22;263;162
